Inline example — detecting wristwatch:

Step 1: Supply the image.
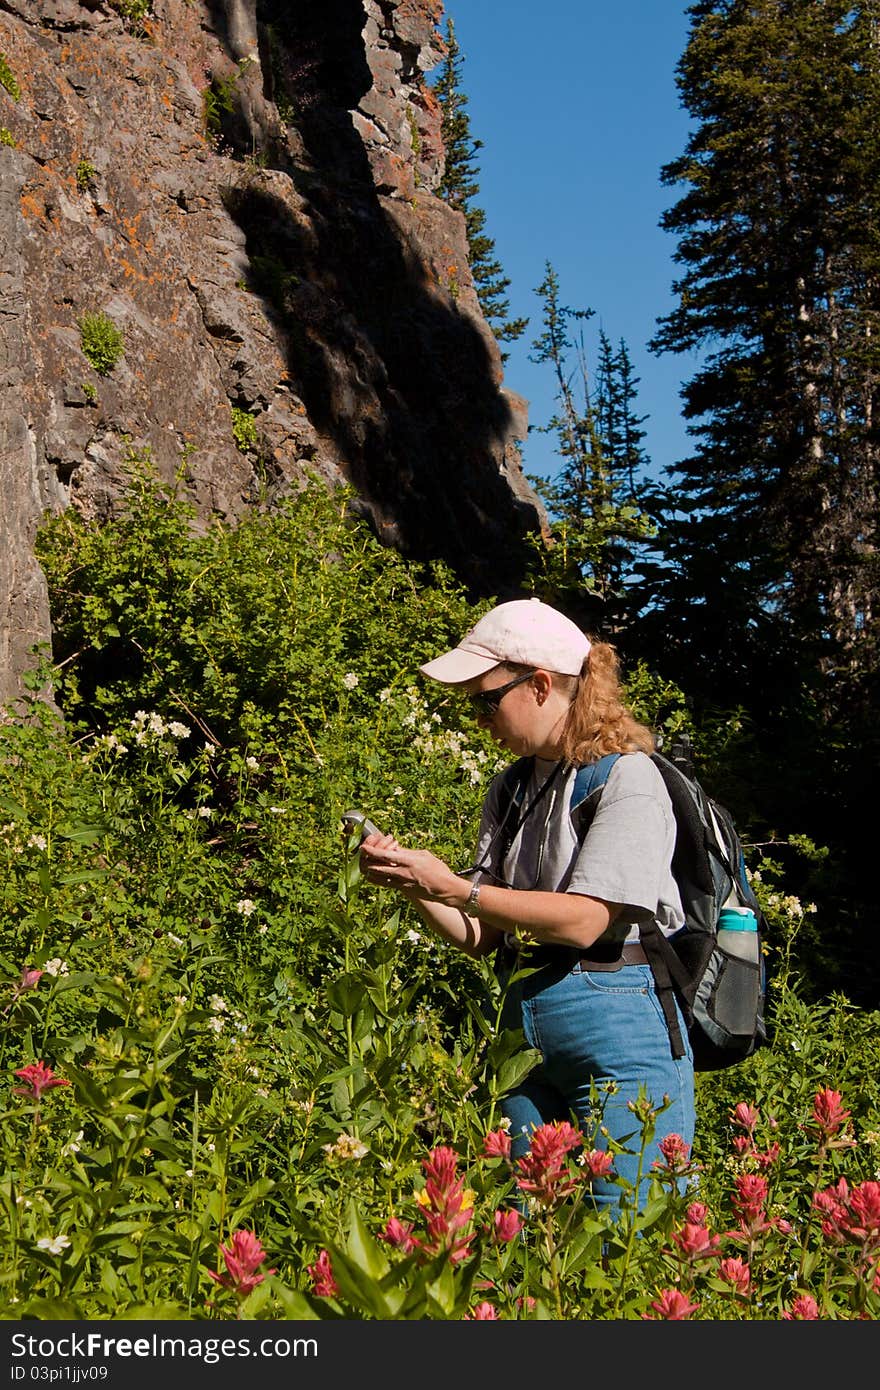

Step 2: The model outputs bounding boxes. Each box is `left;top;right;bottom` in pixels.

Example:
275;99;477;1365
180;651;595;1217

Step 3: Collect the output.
464;880;481;914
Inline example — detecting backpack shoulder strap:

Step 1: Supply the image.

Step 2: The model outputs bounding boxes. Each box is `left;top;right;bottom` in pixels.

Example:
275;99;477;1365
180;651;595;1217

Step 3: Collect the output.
570;753;622;815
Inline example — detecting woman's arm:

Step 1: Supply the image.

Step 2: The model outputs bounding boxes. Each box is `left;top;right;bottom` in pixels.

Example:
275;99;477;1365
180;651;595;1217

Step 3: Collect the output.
360;836;618;954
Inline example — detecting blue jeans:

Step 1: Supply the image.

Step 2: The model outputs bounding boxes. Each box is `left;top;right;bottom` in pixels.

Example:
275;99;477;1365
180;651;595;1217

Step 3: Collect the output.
499;957;695;1214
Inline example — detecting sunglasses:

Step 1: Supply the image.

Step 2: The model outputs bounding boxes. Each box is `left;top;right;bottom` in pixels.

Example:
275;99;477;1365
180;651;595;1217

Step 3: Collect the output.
467;669;534;718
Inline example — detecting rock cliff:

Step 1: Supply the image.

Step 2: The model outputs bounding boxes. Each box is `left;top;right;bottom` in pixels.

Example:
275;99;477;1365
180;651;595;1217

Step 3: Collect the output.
0;0;545;703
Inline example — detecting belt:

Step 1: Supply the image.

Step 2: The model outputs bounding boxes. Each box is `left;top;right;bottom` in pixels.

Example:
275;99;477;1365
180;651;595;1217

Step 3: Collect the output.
577;943;648;971
498;941;648;972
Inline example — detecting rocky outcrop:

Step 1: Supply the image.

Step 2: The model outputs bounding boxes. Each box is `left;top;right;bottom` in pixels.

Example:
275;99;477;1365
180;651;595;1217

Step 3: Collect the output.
0;0;545;704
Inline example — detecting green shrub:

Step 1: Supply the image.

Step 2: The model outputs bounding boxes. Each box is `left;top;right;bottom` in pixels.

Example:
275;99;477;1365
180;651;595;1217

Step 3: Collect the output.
0;463;872;1318
107;0;152;26
0;53;20;102
231;406;258;453
75;158;97;191
78;311;125;377
0;127;15;148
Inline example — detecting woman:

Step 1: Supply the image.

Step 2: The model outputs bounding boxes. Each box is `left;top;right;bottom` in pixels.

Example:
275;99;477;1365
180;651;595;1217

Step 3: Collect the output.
360;597;694;1211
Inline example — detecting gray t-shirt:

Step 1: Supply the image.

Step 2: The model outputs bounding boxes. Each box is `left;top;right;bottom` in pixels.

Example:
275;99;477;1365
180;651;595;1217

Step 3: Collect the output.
472;752;684;945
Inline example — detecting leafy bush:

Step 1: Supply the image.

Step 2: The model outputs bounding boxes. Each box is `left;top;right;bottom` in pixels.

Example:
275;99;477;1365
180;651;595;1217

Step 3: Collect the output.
78;311;125;377
231;407;258;453
0;53;21;102
0;466;875;1317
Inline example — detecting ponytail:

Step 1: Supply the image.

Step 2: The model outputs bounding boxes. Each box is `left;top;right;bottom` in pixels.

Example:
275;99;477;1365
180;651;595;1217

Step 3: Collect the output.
560;640;656;763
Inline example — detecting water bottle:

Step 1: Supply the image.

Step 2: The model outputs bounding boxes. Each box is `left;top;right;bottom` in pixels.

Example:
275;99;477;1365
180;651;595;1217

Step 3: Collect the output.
717;905;760;962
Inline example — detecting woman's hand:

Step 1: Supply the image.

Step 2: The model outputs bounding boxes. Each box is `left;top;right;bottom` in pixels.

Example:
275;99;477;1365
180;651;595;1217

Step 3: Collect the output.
360;834;470;908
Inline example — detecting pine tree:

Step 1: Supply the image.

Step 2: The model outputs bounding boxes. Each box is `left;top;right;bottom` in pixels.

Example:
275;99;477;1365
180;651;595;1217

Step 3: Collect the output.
644;0;880;1003
526;264;654;632
434;19;528;353
645;0;880;708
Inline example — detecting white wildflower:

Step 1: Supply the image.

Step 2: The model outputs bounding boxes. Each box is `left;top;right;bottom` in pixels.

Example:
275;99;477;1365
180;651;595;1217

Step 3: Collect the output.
268;806;285;814
166;933;183;947
342;672;359;689
406;929;421;944
207;1016;225;1033
168;721;191;739
256;923;268;935
36;1235;71;1255
209;994;228;1012
236;899;255;916
197;806;213;818
27;834;47;851
43;958;69;977
245;755;259;770
61;1131;83;1158
148;713;167;735
322;1132;369;1162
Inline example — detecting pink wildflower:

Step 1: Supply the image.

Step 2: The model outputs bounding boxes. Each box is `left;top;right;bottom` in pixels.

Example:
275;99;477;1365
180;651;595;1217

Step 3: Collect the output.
379;1217;418;1254
306;1248;339;1298
732;1172;769;1225
655;1132;691;1173
782;1293;820;1320
207;1229;276;1298
483;1127;512;1160
418;1146;475;1264
467;1301;499;1320
732;1135;753;1155
718;1256;751;1295
515;1121;583;1206
493;1208;523;1243
848;1181;880;1237
581;1148;615;1181
670;1222;721;1261
643;1288;700;1320
686;1202;709;1226
13;1061;70;1101
731;1102;760;1134
14;967;43;996
809;1088;851;1139
815;1178;880;1251
753;1142;781;1169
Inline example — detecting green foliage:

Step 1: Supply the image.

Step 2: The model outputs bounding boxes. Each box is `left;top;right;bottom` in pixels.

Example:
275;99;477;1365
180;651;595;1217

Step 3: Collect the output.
0;127;14;148
230;406;258;454
432;19;527;353
81;382;97;406
524;263;656;631
202;76;237;139
75;158;97;191
107;0;152;27
0;464;876;1316
78;311;125;378
0;53;21;102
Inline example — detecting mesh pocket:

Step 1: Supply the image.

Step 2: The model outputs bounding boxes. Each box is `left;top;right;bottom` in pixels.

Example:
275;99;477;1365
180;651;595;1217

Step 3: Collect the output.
694;949;761;1045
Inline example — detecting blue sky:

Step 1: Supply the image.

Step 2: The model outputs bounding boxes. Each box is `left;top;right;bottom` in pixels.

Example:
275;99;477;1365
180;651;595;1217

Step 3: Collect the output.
438;2;702;486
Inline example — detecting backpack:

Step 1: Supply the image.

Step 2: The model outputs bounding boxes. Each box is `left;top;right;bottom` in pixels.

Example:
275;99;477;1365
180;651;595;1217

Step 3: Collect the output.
498;740;769;1071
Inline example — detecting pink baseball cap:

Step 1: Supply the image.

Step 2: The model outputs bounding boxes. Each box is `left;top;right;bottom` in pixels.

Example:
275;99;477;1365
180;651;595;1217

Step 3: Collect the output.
419;598;591;685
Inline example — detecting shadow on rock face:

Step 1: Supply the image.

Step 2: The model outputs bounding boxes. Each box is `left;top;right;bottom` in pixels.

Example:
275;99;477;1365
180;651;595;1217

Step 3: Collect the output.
210;0;540;597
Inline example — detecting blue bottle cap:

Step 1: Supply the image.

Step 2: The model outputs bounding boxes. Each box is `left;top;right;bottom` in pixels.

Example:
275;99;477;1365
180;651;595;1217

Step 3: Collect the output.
718;907;757;930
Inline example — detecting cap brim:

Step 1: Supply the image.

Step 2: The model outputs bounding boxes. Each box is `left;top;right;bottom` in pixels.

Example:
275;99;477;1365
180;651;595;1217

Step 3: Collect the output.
418;649;499;684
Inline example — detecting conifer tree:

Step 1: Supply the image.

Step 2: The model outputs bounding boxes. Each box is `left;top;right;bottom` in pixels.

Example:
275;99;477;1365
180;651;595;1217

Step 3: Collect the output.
644;0;880;1000
527;263;654;632
645;0;880;710
434;18;528;352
